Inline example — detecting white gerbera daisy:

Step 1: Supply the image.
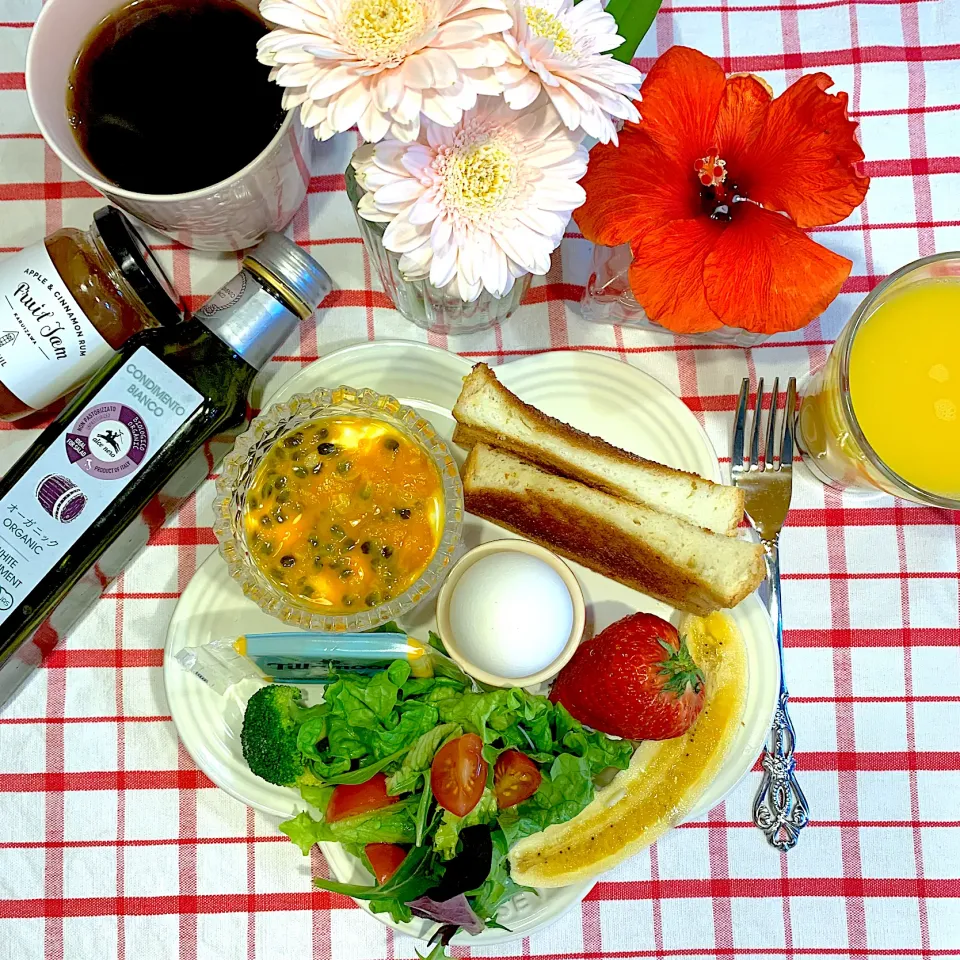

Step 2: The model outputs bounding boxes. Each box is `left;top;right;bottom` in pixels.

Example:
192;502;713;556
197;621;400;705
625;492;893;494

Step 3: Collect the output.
495;0;642;144
353;96;587;301
257;0;514;142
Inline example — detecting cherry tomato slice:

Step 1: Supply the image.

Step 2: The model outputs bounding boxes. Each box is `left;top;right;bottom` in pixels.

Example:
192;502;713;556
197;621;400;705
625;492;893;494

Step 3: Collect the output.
365;843;408;884
494;750;542;809
430;733;488;817
325;772;398;823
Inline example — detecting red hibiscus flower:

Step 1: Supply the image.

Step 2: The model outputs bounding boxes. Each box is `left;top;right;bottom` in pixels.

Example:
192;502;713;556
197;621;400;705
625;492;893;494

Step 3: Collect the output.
576;46;870;334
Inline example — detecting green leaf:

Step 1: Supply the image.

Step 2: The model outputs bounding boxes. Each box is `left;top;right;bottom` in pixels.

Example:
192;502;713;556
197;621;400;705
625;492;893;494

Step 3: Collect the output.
326;716;370;761
279;799;419;853
313;842;438;903
436;688;523;742
415;780;433;847
313;757;352;780
320;746;411;785
370;897;413;924
433;788;498;859
278;811;326;855
375;700;440;758
387;722;461;795
297;783;334;814
416;939;451;960
295;714;329;762
605;0;662;63
498;754;596;847
469;827;536;921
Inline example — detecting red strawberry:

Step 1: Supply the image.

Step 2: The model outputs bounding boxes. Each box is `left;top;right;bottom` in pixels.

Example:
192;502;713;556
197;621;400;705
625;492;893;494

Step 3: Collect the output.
549;612;705;740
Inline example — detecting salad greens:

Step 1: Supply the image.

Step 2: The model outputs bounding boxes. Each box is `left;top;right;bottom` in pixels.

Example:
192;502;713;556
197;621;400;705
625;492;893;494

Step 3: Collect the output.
240;628;635;944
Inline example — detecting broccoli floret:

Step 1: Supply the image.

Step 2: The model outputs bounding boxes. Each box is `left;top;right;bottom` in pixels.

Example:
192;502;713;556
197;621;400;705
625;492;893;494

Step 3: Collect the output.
240;685;324;787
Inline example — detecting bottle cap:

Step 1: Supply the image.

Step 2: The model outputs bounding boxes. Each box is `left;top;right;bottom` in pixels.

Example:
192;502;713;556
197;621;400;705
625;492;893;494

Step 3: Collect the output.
244;233;331;319
93;207;184;327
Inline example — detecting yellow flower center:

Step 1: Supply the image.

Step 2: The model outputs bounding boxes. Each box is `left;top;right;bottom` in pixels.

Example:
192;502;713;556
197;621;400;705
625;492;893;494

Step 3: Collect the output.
443;143;517;218
341;0;426;61
524;5;574;54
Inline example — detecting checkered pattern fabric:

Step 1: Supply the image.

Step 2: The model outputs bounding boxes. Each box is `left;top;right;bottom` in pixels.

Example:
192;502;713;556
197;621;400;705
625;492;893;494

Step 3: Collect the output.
2;1;960;958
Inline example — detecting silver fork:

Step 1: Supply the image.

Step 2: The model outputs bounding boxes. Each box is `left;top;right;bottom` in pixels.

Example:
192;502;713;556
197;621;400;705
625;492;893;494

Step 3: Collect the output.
732;377;809;851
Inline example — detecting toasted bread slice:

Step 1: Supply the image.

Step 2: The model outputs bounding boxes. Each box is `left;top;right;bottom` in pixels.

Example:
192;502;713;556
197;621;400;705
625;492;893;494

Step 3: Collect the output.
453;363;743;536
462;445;765;615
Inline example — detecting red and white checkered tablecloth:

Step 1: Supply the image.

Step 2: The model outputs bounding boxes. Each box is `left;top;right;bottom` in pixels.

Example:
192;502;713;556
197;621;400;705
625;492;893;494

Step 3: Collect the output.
2;0;960;957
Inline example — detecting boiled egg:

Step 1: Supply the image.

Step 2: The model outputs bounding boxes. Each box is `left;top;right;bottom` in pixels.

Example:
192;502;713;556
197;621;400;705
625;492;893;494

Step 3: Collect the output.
446;551;575;680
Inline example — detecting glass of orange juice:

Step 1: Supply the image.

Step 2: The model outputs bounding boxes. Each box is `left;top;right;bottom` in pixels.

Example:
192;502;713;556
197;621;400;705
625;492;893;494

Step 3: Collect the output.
796;252;960;509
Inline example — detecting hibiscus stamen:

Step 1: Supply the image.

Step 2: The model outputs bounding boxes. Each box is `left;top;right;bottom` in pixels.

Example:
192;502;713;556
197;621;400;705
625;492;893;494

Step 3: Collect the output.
694;151;747;221
695;153;727;188
524;5;575;55
340;0;427;61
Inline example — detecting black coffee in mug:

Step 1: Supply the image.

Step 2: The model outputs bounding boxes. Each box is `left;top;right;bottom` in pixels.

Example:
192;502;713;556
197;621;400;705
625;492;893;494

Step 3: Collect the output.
67;0;287;195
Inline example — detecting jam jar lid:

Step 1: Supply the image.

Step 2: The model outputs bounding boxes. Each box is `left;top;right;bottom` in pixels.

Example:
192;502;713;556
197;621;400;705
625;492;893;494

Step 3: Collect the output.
93;206;184;327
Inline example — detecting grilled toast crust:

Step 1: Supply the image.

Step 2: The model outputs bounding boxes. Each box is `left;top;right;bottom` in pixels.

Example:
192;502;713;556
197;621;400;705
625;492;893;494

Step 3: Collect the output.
452;363;743;536
462;445;765;616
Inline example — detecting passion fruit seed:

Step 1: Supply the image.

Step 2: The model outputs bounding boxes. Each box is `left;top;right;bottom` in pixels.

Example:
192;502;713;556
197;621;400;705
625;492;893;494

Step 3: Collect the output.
318;442;337;455
280;555;296;568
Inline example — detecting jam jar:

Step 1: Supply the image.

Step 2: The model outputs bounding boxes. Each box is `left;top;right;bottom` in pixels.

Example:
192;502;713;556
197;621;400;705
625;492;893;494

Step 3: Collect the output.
0;206;183;420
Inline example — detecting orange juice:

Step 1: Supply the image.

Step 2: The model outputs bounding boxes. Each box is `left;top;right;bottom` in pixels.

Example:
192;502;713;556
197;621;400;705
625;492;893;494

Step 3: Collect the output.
797;267;960;506
848;281;960;497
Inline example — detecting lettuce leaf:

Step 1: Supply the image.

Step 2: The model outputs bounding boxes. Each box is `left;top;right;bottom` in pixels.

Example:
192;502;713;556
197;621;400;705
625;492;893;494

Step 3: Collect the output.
279;799;419;854
387;722;462;796
498;754;596;847
469;827;535;921
434;788;498;859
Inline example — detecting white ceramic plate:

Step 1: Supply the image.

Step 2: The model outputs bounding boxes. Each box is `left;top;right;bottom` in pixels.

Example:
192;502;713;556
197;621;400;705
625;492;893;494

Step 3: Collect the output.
164;341;779;946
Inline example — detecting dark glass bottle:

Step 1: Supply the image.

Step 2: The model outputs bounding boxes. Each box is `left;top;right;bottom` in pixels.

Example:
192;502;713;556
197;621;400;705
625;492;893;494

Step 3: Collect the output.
0;234;330;707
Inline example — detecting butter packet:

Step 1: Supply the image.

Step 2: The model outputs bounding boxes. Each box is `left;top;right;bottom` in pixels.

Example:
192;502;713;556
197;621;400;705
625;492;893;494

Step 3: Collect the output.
174;630;467;695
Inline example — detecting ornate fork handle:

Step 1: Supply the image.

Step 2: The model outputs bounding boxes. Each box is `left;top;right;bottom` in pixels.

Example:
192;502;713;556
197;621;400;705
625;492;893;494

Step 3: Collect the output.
754;691;810;850
753;538;809;850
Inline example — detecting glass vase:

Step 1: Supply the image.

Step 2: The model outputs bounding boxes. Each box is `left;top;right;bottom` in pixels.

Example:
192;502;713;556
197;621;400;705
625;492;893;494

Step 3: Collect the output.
345;160;531;336
580;242;771;347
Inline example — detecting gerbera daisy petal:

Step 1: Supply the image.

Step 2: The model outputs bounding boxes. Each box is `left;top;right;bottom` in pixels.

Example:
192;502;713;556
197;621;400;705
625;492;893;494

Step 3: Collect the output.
498;0;641;139
503;73;542;110
628;217;726;334
637;45;727;165
360;99;393;140
740;73;870;228
351;95;587;300
703;202;851;333
258;0;511;140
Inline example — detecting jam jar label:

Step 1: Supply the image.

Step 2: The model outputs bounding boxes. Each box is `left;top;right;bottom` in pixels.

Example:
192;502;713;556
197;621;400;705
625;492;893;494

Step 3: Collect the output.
0;242;114;410
0;347;202;627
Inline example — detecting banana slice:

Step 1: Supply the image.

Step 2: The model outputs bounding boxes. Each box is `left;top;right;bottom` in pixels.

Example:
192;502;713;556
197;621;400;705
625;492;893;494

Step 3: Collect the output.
509;612;748;887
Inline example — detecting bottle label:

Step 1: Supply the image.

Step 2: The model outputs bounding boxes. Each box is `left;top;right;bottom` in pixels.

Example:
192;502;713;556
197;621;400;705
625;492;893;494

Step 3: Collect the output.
0;243;115;410
0;347;202;625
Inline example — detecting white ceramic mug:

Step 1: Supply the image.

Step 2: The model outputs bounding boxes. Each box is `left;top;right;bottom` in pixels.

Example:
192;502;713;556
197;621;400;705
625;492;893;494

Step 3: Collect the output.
26;0;312;252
